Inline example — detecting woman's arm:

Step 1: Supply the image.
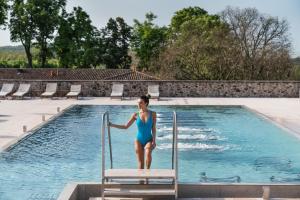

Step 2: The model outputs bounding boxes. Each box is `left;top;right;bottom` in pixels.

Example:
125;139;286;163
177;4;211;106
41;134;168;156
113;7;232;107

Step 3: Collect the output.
151;111;157;148
109;113;137;129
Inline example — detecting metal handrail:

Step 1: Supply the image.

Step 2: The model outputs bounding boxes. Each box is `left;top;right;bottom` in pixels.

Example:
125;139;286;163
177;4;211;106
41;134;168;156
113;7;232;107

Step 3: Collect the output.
101;111;113;170
101;112;113;199
173;111;178;199
101;112;106;200
172;111;178;170
101;111;113;200
107;113;113;169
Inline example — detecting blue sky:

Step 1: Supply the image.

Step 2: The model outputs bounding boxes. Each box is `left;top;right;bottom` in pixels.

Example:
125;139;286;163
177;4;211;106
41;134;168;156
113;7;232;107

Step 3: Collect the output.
1;0;299;57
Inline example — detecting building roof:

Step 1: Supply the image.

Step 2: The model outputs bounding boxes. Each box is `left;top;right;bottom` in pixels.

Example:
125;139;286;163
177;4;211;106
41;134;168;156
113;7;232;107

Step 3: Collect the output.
0;68;159;80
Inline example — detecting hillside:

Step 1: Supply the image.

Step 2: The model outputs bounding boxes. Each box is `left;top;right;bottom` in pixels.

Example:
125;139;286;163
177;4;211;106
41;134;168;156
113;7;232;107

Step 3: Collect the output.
293;57;300;65
0;45;24;53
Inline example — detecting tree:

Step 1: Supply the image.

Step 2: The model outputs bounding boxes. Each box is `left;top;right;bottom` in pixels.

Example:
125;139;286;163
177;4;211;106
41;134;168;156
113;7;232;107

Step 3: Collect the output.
54;7;101;68
157;6;293;80
170;6;208;33
53;11;73;68
131;12;167;71
155;7;239;80
220;7;292;79
10;0;36;68
31;0;66;68
101;17;132;69
0;0;8;29
157;14;239;80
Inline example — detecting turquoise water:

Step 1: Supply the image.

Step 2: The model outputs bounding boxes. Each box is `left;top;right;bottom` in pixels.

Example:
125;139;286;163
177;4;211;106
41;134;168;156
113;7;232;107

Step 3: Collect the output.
1;105;300;199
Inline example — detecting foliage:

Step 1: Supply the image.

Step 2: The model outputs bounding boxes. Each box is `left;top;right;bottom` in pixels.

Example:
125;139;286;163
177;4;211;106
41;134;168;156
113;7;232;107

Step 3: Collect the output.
156;6;293;80
31;0;66;68
169;6;208;34
0;0;8;29
9;0;36;68
0;4;298;80
220;7;292;79
131;12;167;71
101;17;132;69
157;13;239;80
291;57;300;80
54;7;100;68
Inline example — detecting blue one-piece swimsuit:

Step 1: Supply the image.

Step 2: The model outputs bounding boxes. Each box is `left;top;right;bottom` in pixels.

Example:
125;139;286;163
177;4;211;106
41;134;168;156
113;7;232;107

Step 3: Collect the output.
136;111;153;147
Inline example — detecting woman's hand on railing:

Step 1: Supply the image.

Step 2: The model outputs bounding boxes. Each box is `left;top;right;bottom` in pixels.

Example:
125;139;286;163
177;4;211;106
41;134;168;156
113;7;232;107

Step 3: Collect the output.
151;140;156;150
108;122;112;126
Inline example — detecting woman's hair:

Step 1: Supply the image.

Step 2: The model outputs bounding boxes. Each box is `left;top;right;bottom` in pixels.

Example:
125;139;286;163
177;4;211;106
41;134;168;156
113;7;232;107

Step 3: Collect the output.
140;94;151;106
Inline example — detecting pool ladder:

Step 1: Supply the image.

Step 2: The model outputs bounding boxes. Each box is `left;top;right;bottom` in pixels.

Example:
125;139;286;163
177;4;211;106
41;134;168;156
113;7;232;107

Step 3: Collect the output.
100;111;179;199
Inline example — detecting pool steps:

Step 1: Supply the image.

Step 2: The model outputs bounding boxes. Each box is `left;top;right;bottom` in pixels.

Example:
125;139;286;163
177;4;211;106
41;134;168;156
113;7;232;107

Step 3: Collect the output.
101;111;179;199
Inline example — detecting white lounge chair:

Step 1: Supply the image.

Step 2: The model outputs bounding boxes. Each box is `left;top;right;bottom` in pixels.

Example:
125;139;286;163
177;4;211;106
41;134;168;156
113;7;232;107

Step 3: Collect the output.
148;84;159;100
66;84;81;99
41;83;57;98
110;83;124;100
12;84;31;99
0;83;14;98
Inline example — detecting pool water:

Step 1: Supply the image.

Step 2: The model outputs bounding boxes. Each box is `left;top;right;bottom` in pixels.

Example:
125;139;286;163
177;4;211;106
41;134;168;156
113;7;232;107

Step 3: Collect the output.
1;105;300;199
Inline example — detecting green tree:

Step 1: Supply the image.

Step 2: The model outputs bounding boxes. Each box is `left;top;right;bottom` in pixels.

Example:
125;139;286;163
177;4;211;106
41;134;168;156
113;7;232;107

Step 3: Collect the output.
0;0;8;29
54;7;101;68
157;14;237;80
131;12;167;71
10;0;36;68
31;0;66;68
101;17;132;69
53;11;73;68
170;6;208;35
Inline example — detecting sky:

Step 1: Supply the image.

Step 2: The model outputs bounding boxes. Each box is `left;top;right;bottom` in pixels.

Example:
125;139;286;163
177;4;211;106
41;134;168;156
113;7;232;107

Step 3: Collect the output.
1;0;299;57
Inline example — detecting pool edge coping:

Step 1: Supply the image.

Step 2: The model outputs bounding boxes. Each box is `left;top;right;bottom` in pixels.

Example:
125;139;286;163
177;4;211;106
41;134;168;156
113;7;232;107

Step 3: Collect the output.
0;104;77;152
58;182;300;200
241;105;300;140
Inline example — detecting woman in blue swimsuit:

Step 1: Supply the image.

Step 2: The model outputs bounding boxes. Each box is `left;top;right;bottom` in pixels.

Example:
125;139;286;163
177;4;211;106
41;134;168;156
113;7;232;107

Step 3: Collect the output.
109;94;157;169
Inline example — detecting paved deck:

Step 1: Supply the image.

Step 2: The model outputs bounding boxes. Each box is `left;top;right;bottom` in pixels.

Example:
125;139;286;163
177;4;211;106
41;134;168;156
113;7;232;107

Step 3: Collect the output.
0;97;299;150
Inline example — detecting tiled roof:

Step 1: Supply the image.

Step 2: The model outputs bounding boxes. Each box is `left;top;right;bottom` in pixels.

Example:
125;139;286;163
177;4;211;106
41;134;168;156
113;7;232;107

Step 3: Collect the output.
0;68;159;80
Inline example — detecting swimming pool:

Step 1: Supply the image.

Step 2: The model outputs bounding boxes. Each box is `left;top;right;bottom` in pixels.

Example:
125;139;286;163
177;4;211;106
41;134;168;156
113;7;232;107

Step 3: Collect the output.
1;105;300;199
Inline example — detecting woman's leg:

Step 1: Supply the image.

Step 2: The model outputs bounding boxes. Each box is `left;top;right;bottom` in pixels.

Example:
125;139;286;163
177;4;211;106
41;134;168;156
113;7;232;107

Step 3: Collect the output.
144;141;153;169
135;140;144;169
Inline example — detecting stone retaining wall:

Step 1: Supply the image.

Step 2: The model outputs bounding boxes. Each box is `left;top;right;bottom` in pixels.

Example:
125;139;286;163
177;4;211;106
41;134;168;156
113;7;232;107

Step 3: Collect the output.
0;80;299;97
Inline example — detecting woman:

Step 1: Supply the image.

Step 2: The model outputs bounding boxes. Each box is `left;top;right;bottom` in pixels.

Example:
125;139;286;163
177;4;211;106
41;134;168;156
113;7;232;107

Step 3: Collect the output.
109;94;157;169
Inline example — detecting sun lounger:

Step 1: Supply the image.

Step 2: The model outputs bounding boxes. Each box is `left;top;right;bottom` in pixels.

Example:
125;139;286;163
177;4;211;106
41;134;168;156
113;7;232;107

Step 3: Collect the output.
148;84;159;100
110;83;124;100
0;83;14;98
41;83;57;98
66;84;81;99
12;84;31;99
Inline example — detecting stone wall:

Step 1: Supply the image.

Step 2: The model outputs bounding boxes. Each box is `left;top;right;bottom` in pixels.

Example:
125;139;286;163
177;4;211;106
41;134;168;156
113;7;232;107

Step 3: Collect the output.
0;80;299;97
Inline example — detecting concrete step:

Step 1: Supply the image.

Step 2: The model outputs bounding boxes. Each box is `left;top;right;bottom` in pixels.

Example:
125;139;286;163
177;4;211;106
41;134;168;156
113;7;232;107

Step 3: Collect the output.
105;169;175;179
103;188;175;197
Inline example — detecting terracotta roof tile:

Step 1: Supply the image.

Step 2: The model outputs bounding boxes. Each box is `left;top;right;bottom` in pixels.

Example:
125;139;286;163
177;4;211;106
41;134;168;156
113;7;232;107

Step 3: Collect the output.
0;68;159;80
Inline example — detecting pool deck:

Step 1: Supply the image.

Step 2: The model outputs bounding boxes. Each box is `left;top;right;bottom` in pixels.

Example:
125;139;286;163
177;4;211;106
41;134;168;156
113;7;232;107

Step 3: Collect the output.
0;97;299;151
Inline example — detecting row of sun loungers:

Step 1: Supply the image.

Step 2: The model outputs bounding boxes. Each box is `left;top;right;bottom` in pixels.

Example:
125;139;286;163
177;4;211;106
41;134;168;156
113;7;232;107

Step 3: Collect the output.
0;83;31;99
0;83;160;100
0;83;82;99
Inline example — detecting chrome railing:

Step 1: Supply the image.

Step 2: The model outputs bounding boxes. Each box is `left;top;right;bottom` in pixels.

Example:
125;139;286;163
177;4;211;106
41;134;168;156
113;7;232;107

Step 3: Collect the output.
101;111;113;170
172;111;178;199
172;111;178;170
